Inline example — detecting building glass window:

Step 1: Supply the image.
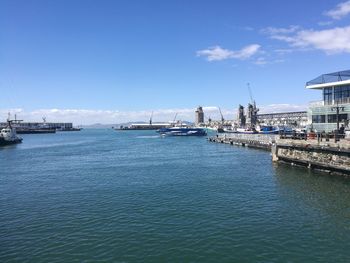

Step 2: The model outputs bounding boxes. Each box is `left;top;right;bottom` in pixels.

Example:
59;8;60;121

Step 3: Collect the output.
323;87;333;105
334;85;350;103
327;114;348;123
312;115;326;123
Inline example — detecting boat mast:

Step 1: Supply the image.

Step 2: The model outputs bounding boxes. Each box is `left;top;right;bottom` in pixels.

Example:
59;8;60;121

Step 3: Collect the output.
149;111;153;125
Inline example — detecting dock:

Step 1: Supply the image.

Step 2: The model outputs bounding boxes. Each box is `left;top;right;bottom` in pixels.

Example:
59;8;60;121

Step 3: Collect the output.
209;133;350;176
208;133;277;150
272;138;350;175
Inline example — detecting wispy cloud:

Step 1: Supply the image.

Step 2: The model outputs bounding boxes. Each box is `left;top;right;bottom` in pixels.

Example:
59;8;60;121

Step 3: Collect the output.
263;25;350;54
317;21;333;26
253;57;285;66
196;44;261;61
273;48;294;55
325;0;350;20
260;25;300;35
254;57;268;65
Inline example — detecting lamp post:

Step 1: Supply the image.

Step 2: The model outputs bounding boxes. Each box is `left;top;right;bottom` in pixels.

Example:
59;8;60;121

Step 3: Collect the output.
331;101;345;142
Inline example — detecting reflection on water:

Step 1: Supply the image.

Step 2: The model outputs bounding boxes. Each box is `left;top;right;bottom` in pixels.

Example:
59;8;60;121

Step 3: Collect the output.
274;163;350;236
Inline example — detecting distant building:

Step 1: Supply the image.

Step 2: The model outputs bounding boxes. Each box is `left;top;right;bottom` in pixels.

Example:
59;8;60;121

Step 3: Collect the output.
257;111;308;127
0;122;73;130
307;70;350;132
246;102;259;128
195;106;204;125
237;105;246;127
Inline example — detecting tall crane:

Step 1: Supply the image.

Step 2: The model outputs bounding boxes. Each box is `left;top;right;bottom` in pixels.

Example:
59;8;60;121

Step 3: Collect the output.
173;112;178;123
218;107;224;124
247;82;254;105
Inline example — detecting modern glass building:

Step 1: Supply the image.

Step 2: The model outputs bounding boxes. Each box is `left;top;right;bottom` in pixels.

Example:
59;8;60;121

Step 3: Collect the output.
307;70;350;132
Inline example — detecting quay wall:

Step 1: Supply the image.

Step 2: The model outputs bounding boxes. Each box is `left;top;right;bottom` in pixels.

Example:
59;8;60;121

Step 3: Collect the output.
272;139;350;175
208;134;277;150
209;134;350;176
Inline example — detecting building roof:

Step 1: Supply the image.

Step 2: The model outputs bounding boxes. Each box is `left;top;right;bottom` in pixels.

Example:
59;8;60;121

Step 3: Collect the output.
306;70;350;89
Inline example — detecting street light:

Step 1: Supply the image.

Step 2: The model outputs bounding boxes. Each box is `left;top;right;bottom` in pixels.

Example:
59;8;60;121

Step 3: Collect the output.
331;101;345;141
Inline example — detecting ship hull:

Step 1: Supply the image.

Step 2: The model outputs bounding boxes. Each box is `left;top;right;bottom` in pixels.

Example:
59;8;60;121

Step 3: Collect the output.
0;137;22;146
157;128;207;136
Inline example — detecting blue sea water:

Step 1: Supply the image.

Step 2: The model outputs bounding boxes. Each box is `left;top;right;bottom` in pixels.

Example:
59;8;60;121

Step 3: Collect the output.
1;129;350;262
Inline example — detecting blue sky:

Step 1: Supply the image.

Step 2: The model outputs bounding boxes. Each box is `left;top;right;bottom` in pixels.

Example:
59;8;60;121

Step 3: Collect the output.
1;0;350;123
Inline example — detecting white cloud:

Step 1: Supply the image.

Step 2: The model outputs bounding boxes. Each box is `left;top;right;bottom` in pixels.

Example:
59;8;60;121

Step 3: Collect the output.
1;105;308;125
287;26;350;54
1;107;228;125
261;2;350;55
263;25;350;54
196;44;261;61
325;0;350;20
258;104;307;114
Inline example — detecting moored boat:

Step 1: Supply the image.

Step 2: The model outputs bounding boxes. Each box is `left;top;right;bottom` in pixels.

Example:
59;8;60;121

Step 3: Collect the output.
236;128;258;134
258;125;280;134
0;120;23;146
157;127;207;136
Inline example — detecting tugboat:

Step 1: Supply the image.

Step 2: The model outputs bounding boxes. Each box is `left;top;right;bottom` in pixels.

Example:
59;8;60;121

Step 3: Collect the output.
0;119;23;146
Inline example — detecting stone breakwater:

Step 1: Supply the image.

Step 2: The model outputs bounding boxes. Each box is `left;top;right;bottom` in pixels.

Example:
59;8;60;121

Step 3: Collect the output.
209;134;350;176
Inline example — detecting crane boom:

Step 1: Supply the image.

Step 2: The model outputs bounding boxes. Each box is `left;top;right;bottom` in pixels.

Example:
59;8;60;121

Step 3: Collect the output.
247;82;254;104
173;113;178;122
218;107;224;123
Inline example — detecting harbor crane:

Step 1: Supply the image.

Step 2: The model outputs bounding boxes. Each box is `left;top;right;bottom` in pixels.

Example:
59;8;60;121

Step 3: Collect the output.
247;82;255;105
218;107;225;124
173;112;178;123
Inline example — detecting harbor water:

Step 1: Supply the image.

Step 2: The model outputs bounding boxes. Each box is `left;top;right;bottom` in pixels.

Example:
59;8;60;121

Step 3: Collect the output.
1;129;350;262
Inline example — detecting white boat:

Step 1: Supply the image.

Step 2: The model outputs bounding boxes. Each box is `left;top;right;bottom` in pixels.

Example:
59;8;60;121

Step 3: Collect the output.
157;127;207;136
236;128;257;134
0;120;23;146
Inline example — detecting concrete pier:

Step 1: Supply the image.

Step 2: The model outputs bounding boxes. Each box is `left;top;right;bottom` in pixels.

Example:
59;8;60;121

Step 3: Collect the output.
272;139;350;175
209;134;350;176
208;133;277;150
